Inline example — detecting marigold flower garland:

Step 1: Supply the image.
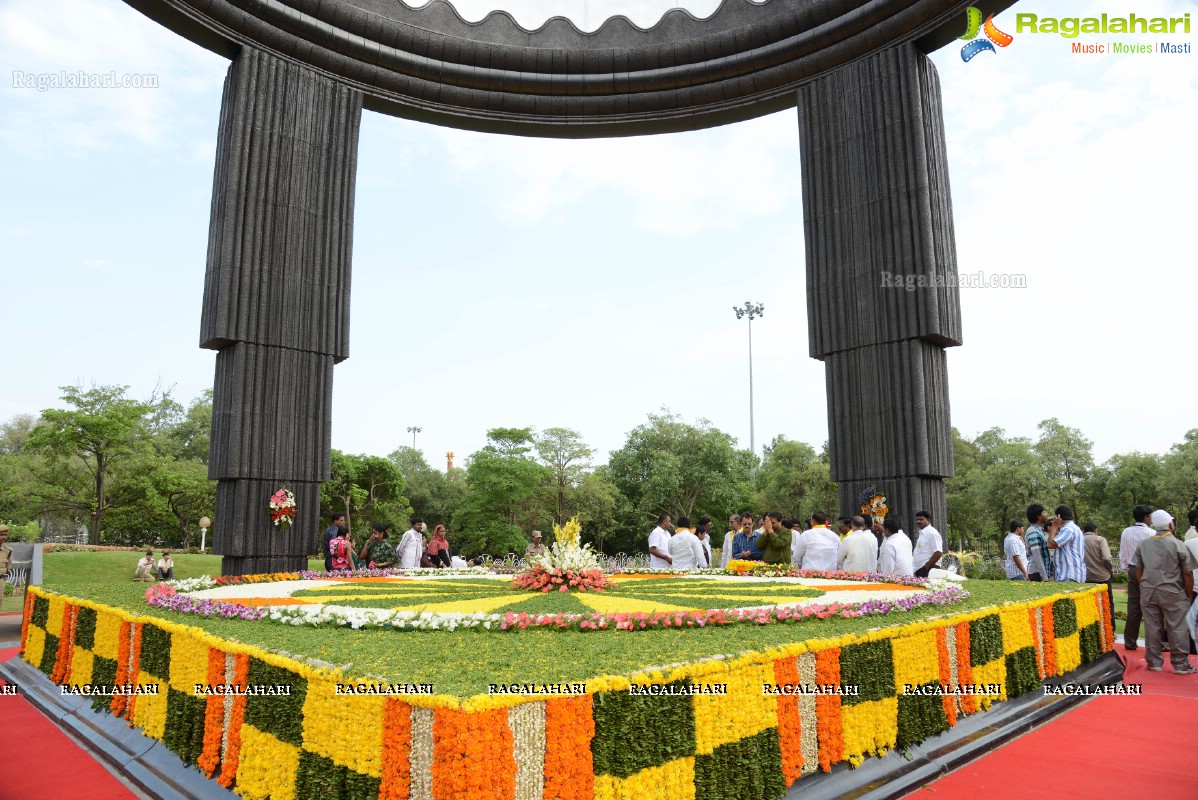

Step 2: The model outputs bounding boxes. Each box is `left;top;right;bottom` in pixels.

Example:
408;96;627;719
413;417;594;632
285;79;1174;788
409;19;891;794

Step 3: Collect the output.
814;648;843;771
198;646;226;777
772;656;805;785
217;653;249;789
1041;604;1058;676
50;604;76;684
542;696;594;800
935;628;957;726
379;698;413;800
953;622;977;715
110;621;132;717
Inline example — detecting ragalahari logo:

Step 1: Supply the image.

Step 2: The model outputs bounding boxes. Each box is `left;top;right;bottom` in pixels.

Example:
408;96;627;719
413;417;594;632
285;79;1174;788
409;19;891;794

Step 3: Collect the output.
960;7;1014;61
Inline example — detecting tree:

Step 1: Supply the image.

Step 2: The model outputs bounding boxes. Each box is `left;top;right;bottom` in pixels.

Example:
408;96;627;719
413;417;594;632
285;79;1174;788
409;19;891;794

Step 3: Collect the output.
572;469;624;553
607;410;753;529
535;427;594;526
453;428;553;557
944;428;988;550
1035;418;1094;510
0;414;36;455
752;436;838;518
322;451;408;535
1159;429;1198;514
976;430;1045;541
26;384;151;544
388;446;467;527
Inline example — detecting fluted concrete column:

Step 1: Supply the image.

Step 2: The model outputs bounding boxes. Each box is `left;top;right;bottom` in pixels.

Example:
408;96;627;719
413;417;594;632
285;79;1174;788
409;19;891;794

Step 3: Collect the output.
202;48;362;575
797;44;960;532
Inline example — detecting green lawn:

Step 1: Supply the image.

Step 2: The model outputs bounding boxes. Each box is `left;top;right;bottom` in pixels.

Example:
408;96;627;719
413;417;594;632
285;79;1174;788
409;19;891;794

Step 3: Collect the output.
26;551;1094;697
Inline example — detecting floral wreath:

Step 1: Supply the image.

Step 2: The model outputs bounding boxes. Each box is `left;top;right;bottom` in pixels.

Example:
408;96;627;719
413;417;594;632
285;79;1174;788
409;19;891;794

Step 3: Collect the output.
856;485;888;521
269;487;296;530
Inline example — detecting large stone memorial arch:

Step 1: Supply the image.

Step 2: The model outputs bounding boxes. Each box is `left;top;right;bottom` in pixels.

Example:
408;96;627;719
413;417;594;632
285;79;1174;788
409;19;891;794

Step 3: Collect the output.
125;0;1014;575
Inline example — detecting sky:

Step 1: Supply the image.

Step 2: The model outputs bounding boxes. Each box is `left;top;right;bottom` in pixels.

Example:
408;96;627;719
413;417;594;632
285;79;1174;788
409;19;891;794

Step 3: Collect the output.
1;0;1195;474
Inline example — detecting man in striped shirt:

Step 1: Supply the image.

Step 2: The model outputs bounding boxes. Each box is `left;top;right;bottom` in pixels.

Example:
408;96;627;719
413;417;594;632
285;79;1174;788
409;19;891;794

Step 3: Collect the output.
1025;505;1052;581
1048;505;1086;582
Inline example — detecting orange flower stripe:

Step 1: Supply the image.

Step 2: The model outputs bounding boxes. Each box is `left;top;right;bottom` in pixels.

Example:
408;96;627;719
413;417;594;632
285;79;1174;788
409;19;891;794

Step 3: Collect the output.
772;656;805;785
935;627;957;726
51;604;75;684
1099;591;1114;645
433;707;516;800
218;653;250;789
1027;608;1045;679
814;647;843;771
20;591;35;651
954;622;976;715
542;695;594;800
198;647;225;777
379;698;413;800
110;621;132;717
125;623;143;721
1041;606;1057;677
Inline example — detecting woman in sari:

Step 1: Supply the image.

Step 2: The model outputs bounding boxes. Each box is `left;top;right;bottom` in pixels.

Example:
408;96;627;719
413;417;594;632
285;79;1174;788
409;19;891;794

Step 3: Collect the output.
427;525;451;568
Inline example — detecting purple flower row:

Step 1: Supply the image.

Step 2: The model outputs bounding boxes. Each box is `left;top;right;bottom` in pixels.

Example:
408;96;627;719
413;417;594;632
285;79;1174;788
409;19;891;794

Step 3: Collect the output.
146;589;268;621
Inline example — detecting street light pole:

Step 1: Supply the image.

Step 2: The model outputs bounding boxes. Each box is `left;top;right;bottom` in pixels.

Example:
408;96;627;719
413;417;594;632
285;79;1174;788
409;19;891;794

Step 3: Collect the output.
407;426;422;449
732;301;765;458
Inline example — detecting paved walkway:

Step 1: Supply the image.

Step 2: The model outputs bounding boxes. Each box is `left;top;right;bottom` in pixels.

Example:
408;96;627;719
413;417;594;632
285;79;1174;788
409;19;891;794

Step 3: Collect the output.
902;642;1197;800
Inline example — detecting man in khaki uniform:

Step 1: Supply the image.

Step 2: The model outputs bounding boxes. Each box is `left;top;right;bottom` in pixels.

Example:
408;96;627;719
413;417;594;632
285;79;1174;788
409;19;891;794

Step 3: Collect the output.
0;525;12;604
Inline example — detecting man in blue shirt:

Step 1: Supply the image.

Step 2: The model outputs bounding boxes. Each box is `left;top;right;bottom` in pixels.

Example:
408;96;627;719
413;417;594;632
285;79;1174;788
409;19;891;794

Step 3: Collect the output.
731;513;763;561
1048;505;1086;582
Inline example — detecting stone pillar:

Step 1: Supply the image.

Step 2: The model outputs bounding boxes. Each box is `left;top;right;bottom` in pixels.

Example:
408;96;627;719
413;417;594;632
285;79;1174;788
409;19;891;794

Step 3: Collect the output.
202;48;362;575
797;44;960;532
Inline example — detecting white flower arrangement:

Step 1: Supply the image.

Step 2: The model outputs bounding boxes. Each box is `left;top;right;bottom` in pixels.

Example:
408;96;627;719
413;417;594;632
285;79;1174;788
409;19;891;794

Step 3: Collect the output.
168;576;220;592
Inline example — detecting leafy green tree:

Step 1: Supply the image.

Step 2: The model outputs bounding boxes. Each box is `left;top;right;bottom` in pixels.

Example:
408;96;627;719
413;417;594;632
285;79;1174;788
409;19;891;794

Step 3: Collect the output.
975;429;1045;541
0;414;36;455
1035;418;1094;510
322;451;408;536
571;468;625;553
535;427;594;526
26;384;152;544
752;436;838;518
388;446;467;527
453;428;553;557
944;428;988;550
607;410;753;532
1159;429;1198;514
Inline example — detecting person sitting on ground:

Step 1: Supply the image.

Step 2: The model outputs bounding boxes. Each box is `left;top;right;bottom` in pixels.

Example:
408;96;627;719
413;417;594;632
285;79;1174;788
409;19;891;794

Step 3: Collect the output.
758;511;792;565
1133;510;1198;674
133;550;156;582
668;516;707;570
878;519;915;578
359;523;397;569
1004;521;1029;581
450;549;468;569
419;531;436;569
156;552;175;580
838;516;879;573
792;511;839;570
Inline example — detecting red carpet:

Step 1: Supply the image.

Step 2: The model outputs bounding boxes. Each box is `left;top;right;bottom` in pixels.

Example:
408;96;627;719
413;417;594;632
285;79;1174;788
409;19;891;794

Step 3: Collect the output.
903;644;1198;800
0;647;139;800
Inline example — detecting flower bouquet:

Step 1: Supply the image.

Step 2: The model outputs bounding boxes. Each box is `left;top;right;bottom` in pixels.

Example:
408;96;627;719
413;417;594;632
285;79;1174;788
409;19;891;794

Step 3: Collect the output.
511;516;615;593
269;487;297;530
857;485;888;521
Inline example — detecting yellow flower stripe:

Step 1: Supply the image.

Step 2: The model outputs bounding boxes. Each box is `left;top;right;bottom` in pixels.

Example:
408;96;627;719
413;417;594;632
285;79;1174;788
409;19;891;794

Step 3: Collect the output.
574;594;698;614
24;624;46;668
70;646;95;688
841;697;897;766
593;757;696;800
1000;607;1036;655
891;629;939;689
692;661;777;755
1056;634;1082;673
132;670;170;740
236;723;301;800
168;631;212;694
303;677;385;778
46;595;66;640
389;594;535;614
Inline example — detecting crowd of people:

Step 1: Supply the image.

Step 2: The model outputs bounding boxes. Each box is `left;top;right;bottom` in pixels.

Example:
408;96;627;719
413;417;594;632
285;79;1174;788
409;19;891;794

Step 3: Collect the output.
645;509;946;579
321;514;468;571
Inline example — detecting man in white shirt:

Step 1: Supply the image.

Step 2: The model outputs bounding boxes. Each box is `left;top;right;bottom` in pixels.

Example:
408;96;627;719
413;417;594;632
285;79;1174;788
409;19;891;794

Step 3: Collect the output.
669;517;706;570
878;519;915;577
1119;505;1155;651
648;514;673;568
720;514;740;568
1185;509;1198;542
792;511;840;571
1004;521;1029;580
156;552;175;580
838;516;878;573
912;511;943;578
133;550;156;582
396;516;426;570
